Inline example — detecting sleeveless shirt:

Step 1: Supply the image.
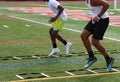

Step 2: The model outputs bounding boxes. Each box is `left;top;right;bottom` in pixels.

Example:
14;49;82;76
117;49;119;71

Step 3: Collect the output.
86;0;109;19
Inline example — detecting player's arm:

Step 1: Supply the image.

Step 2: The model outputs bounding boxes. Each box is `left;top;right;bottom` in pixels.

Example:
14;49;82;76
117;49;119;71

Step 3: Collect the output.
55;5;64;19
92;0;110;17
91;0;109;23
49;5;64;23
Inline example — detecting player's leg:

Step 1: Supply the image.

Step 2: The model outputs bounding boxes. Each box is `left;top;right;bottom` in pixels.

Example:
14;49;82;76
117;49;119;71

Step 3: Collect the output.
81;20;97;68
49;17;72;56
53;30;72;55
81;20;96;58
48;28;60;57
81;30;97;68
92;18;114;71
92;38;114;71
81;29;92;55
52;17;72;55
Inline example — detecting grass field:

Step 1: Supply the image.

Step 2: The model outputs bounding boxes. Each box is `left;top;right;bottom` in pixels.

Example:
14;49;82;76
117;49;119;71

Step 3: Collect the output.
0;1;120;82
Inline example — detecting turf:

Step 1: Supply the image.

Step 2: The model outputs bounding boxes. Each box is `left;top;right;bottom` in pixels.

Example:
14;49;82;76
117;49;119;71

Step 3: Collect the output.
0;2;120;82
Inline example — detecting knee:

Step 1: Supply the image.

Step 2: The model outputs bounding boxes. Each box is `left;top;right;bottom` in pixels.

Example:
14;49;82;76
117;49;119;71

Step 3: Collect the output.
80;30;90;40
49;28;53;34
91;39;99;47
80;32;84;40
80;32;88;41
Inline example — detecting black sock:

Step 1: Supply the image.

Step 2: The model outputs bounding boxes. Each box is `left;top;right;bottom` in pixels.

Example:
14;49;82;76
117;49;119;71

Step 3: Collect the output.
105;56;111;63
63;40;67;45
53;43;57;48
88;51;95;58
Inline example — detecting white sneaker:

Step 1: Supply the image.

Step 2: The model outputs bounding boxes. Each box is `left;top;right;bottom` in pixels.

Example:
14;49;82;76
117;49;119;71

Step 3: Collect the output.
48;48;60;57
65;42;72;55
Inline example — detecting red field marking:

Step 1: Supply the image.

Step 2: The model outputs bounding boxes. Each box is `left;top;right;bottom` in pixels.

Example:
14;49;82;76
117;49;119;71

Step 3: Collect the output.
0;1;44;5
0;39;81;44
6;7;120;27
0;1;120;5
0;14;11;20
0;1;85;5
0;40;50;44
0;38;109;45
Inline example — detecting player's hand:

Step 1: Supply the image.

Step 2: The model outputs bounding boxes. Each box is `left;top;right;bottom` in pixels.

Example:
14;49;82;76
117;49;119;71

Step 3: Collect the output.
49;17;57;23
92;16;100;23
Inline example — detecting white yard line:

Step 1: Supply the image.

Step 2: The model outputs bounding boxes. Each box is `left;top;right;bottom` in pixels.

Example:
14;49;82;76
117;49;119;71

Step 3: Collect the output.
112;68;120;72
87;68;98;74
41;73;50;78
12;72;120;82
65;71;75;76
13;56;22;60
32;55;40;59
10;16;51;26
25;24;31;27
3;25;9;28
10;16;120;42
16;75;24;80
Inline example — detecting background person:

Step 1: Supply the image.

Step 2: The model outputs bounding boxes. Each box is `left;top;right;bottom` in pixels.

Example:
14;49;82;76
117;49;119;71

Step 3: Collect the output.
44;0;72;57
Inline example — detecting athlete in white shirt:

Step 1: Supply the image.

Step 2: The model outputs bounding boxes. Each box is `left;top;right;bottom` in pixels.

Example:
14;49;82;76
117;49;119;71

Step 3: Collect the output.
80;0;114;72
47;0;67;21
43;0;72;57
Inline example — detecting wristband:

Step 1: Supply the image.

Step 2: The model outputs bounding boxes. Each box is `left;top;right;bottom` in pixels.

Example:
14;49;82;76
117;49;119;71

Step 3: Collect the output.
96;16;100;20
97;15;101;18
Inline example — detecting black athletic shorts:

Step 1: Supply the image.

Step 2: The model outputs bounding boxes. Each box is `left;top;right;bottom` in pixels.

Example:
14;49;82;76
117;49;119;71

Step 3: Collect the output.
84;18;109;40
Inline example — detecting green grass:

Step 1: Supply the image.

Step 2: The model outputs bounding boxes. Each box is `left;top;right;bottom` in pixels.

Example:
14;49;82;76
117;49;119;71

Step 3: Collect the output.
0;3;120;82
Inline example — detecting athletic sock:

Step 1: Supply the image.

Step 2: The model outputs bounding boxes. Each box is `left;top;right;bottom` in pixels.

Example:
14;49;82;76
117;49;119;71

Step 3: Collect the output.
53;43;57;48
105;56;111;63
88;51;95;58
63;40;67;45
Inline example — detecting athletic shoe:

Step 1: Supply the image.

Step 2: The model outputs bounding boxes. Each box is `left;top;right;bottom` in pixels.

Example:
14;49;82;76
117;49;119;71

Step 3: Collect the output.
84;57;97;68
65;42;72;55
48;48;60;57
66;54;73;57
49;55;59;58
107;57;114;72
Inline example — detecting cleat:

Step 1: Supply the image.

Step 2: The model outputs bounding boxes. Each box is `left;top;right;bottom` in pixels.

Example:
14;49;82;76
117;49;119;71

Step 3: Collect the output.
84;57;97;69
48;48;60;57
107;57;114;72
65;42;72;55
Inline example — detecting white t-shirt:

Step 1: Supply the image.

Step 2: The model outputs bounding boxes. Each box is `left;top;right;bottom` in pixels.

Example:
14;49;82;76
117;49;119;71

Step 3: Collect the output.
86;0;109;19
47;0;67;21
